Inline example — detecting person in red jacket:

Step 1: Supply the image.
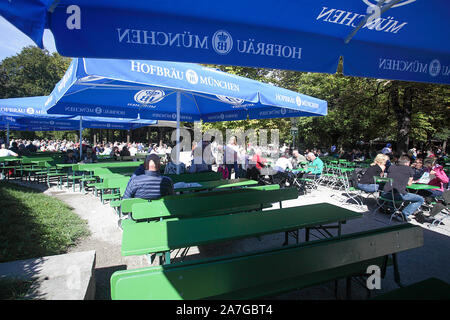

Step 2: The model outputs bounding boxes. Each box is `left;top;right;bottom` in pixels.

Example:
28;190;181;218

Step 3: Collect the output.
423;157;449;198
251;148;267;171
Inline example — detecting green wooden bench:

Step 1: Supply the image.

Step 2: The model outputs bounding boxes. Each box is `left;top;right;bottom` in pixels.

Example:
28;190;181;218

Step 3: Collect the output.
99;176;130;204
111;223;423;300
166;171;222;183
130;186;298;221
121;202;362;264
113;184;281;218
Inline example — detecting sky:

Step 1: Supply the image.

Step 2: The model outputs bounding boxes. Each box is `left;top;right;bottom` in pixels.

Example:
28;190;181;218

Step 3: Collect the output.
0;16;57;62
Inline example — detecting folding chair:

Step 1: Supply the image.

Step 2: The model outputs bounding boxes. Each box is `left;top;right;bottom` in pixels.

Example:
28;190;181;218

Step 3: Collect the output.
337;172;364;207
372;177;407;223
428;190;450;227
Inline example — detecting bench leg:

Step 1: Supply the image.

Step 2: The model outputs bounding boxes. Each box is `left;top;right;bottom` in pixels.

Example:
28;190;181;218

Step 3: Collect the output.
346;277;352;300
283;232;289;246
334;280;339;299
392;253;404;288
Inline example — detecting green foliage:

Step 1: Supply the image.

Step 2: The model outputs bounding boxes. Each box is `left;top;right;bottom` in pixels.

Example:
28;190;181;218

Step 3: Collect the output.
0;46;71;98
0;277;33;300
202;64;449;151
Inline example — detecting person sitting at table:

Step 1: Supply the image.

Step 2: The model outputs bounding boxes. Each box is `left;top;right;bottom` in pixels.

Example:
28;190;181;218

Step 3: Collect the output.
304;152;323;179
164;154;186;174
120;146;131;157
273;153;293;173
381;155;426;222
110;146;120;160
9;141;19;154
81;146;97;163
421;157;449;198
64;149;78;164
357;154;388;193
0;143;18;157
251;148;268;173
290;149;307;168
123;154;174;200
411;158;427;182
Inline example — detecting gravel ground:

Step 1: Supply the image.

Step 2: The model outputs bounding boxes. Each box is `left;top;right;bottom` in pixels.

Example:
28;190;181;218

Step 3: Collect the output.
10;178;450;300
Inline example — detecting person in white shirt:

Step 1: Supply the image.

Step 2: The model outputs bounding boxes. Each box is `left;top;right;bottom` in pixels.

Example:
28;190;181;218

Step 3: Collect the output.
274;154;293;172
0;144;18;157
102;144;112;156
129;144;138;156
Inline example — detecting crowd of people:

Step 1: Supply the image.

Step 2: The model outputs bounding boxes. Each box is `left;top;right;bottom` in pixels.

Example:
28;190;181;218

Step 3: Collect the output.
351;143;449;224
1;136;448;222
0;138;173;162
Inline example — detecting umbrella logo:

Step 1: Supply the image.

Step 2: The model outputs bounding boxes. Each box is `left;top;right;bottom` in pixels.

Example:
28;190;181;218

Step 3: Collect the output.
26;108;35;115
171;113;177;120
363;0;415;8
49;121;55;125
186;69;199;85
107;124;111;128
296;96;302;107
429;60;441;77
95;107;102;114
134;90;165;104
216;95;244;105
212;30;233;55
281;108;287;115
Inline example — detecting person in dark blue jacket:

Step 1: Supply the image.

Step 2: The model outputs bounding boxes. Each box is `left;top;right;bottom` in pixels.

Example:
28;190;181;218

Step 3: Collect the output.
123;154;174;200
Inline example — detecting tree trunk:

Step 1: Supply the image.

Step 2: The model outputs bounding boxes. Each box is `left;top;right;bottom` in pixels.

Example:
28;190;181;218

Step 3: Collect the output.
390;82;413;155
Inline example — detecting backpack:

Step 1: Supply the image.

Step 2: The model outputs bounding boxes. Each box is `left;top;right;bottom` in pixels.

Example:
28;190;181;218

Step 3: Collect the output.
350;167;369;188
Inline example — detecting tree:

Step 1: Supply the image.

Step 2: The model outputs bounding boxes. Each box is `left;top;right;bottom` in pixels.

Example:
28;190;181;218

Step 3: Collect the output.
0;46;71;98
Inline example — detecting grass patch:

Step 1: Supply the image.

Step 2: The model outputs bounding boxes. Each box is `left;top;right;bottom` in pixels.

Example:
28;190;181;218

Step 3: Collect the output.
0;181;90;263
0;277;34;300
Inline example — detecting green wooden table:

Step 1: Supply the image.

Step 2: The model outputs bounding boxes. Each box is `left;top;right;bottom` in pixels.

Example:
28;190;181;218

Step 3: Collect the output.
407;183;439;191
121;202;362;259
173;178;258;193
291;168;307;173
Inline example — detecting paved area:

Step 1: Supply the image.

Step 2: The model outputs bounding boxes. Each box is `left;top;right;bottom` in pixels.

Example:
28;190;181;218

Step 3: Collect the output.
0;250;96;300
9;179;450;300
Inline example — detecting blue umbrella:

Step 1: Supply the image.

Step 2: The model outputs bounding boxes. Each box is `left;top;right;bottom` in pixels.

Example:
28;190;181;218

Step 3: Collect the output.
43;57;327;173
0;96;157;157
45;58;327;121
0;0;449;84
44;57;327;173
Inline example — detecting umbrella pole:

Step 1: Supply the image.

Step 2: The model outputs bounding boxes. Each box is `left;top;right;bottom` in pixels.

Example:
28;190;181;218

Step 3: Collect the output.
176;91;181;175
6;122;9;148
79;117;83;160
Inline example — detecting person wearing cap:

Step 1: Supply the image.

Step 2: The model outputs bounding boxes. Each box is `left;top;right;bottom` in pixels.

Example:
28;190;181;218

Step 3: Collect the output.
123;154;174;200
382;143;392;155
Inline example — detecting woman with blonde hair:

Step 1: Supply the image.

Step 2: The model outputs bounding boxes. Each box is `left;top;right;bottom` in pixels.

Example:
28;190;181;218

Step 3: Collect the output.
356;154;389;193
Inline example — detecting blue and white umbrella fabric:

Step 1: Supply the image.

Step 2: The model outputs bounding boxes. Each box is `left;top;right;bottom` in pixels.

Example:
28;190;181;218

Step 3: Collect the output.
45;58;327;122
0;96;157;130
0;0;449;84
0;95;157;156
